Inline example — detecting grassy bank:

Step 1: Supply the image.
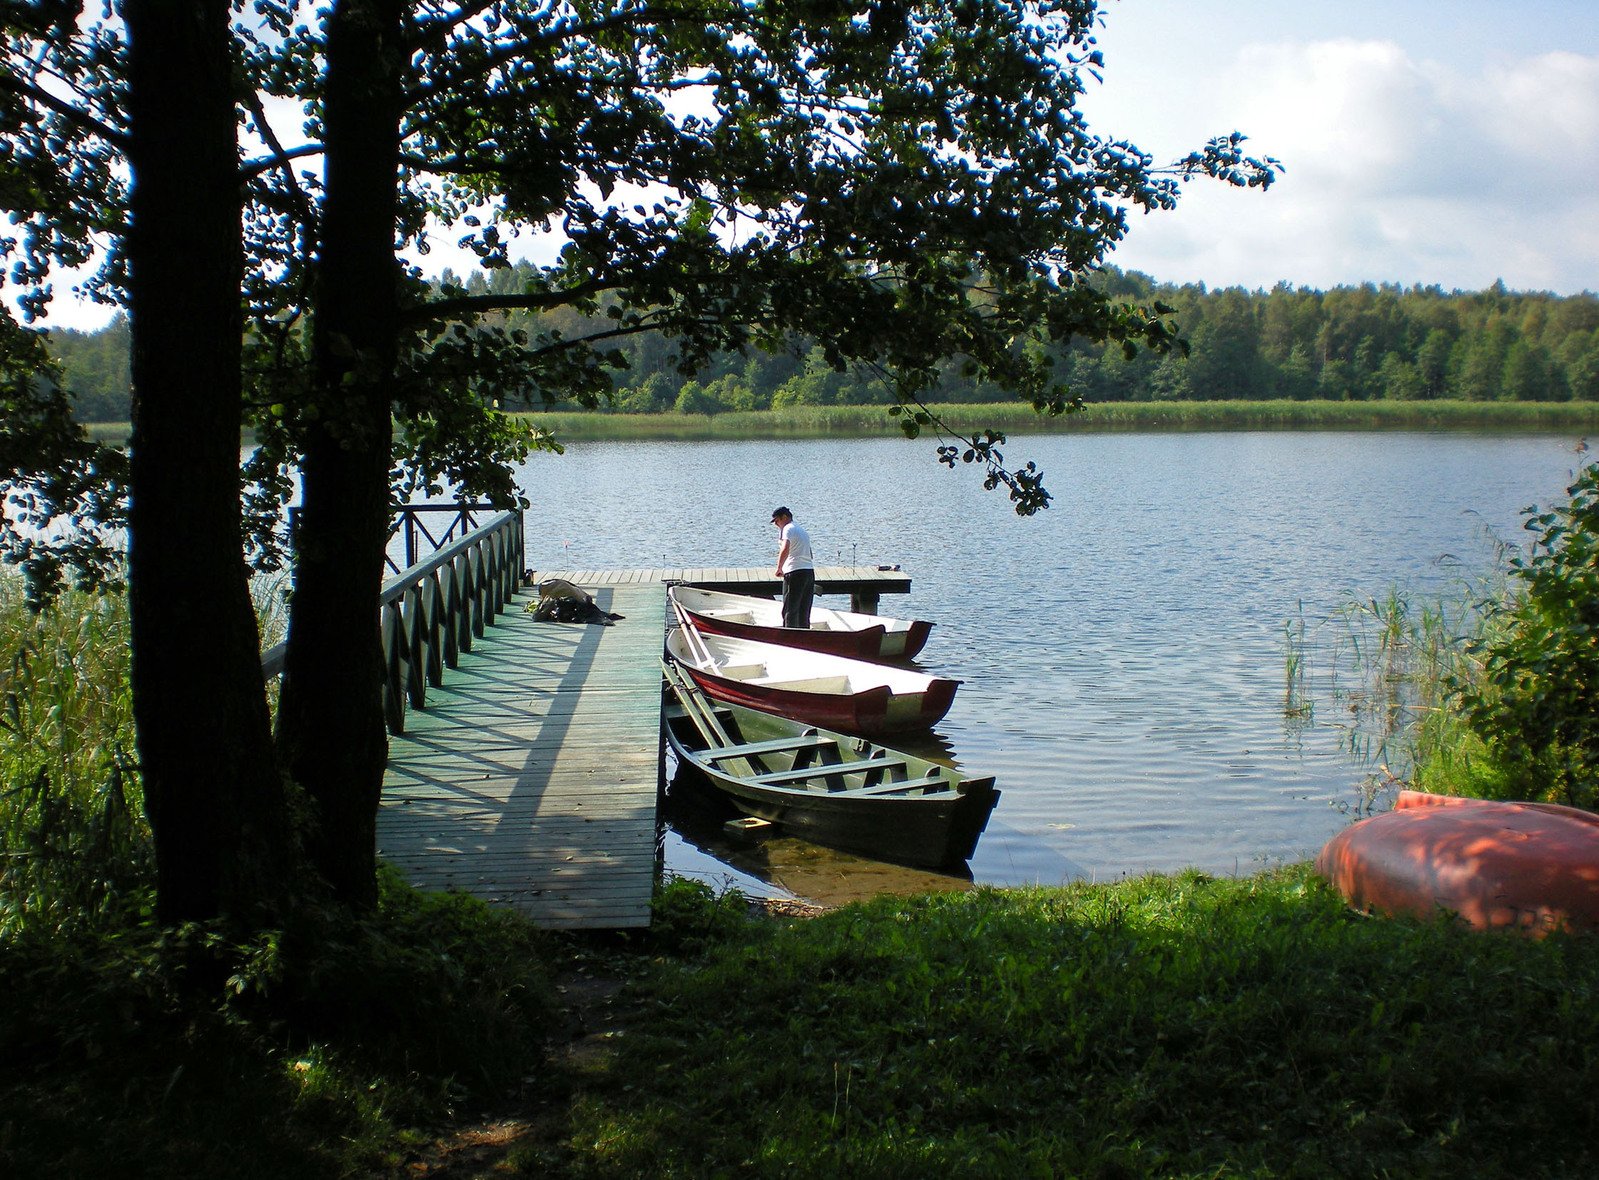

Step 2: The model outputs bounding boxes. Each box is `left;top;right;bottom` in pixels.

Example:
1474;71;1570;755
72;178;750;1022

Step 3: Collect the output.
0;872;560;1179
516;399;1599;441
6;869;1598;1177
535;871;1598;1178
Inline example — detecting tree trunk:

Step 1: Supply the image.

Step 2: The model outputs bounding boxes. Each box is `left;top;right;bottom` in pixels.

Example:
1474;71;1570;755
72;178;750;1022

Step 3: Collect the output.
274;0;405;909
124;0;289;924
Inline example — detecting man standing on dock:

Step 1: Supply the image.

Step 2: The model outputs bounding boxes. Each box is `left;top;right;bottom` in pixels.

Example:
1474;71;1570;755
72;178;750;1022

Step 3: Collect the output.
771;507;815;629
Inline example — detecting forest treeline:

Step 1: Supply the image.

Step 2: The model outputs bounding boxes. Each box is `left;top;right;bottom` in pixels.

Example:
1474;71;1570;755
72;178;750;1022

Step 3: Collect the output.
45;267;1599;422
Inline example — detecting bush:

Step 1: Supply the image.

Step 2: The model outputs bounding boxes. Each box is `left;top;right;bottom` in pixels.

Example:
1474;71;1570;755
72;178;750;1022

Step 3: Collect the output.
0;868;559;1178
1453;460;1599;808
648;875;755;956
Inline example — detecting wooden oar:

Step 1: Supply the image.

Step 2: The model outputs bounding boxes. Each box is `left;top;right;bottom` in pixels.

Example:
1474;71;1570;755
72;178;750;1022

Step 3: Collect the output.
660;658;735;749
670;595;723;672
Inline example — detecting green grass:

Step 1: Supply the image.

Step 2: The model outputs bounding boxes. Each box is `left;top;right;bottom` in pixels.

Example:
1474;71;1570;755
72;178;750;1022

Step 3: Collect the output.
7;858;1598;1176
515;399;1599;441
530;871;1599;1178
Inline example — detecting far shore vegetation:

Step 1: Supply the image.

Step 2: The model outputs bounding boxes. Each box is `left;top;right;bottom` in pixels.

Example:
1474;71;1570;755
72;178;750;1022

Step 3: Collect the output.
46;273;1599;429
5;462;1599;1176
511;397;1599;441
80;398;1599;450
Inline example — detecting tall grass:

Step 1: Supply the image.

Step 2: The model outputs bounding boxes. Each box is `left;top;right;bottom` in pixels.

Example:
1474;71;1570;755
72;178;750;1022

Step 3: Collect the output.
514;399;1599;441
0;577;563;1179
0;577;147;934
1283;557;1523;810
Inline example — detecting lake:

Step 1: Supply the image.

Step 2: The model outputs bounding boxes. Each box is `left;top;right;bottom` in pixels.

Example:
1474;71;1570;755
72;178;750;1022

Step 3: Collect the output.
511;429;1590;903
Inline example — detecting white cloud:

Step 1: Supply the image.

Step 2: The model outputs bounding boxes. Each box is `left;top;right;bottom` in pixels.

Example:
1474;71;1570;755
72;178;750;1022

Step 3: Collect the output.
1096;35;1599;294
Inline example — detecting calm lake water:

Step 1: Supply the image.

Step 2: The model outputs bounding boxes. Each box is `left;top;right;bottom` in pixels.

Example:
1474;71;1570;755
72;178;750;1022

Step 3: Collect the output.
511;430;1589;903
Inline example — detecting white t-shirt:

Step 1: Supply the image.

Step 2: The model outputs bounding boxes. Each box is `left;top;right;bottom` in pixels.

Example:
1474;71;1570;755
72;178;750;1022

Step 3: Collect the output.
778;522;814;574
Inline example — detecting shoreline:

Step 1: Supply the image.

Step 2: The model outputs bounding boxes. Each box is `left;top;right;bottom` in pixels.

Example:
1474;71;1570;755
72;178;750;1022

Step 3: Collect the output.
511;398;1599;441
79;399;1599;448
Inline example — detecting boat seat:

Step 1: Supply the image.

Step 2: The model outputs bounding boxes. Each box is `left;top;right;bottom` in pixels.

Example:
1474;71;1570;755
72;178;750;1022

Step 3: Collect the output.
850;774;956;796
747;674;851;692
702;735;835;762
750;756;908;786
708;611;756;624
713;663;767;680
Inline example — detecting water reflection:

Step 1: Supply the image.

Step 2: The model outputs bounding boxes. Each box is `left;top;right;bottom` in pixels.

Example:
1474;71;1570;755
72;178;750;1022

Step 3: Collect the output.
662;783;977;908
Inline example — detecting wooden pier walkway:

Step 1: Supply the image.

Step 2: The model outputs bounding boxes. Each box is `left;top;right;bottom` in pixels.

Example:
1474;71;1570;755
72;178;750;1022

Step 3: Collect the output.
377;584;665;929
376;565;912;929
539;565;911;613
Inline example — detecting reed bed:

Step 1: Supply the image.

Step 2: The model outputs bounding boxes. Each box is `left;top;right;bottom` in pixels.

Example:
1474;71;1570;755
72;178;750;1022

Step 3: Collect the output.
515;399;1599;441
80;400;1599;447
1283;553;1525;812
0;578;145;934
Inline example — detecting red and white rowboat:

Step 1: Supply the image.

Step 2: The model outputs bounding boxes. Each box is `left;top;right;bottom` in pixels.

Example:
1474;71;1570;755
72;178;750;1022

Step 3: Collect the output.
665;620;958;737
667;584;933;662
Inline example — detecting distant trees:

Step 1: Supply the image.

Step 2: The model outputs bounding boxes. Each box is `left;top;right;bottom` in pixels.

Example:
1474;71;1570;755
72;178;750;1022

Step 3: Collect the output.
44;318;130;421
41;270;1599;422
542;274;1599;411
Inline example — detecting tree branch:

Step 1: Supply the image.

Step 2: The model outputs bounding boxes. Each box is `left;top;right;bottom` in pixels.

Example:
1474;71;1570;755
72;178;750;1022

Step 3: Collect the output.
400;2;745;109
405;0;502;53
401;278;618;324
0;72;127;149
240;89;320;236
240;141;325;182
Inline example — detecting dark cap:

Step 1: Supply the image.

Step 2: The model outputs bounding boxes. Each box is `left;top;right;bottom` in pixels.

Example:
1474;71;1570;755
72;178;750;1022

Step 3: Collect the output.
770;506;791;521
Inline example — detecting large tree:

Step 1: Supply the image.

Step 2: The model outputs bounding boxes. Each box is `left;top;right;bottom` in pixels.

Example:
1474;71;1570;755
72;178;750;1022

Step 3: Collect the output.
242;0;1278;903
3;0;291;923
5;0;1278;915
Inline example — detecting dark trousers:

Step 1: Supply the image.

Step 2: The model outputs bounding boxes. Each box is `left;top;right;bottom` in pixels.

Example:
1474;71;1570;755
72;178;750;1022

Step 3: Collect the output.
782;568;815;628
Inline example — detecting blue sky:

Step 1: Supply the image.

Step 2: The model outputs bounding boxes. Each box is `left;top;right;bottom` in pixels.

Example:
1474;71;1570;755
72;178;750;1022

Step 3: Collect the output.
29;0;1598;331
1082;0;1599;294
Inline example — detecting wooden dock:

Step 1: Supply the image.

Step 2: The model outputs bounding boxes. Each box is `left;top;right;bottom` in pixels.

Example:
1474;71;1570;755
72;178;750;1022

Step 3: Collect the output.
538;565;910;613
377;584;665;929
377;566;913;929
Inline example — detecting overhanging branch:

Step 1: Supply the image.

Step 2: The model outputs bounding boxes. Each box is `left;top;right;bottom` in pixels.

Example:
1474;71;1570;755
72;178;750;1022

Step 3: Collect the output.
0;72;127;149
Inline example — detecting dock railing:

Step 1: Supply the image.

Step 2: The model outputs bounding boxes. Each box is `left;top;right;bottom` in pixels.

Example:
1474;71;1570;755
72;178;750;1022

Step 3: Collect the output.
261;507;525;735
386;503;504;576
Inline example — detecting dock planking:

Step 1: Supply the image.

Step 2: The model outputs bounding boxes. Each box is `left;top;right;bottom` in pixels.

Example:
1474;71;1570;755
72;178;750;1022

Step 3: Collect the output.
378;566;912;929
540;565;910;613
378;583;665;929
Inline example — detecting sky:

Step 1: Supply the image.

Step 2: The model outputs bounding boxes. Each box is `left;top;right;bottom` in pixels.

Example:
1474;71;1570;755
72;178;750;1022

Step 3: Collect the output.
28;0;1599;332
1081;0;1599;296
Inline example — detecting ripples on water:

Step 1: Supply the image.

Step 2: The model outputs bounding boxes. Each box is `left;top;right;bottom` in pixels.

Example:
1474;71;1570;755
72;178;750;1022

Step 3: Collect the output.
513;429;1588;899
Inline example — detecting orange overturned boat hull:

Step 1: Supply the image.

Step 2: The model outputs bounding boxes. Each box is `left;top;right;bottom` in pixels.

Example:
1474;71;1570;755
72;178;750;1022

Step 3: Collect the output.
1315;790;1599;936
